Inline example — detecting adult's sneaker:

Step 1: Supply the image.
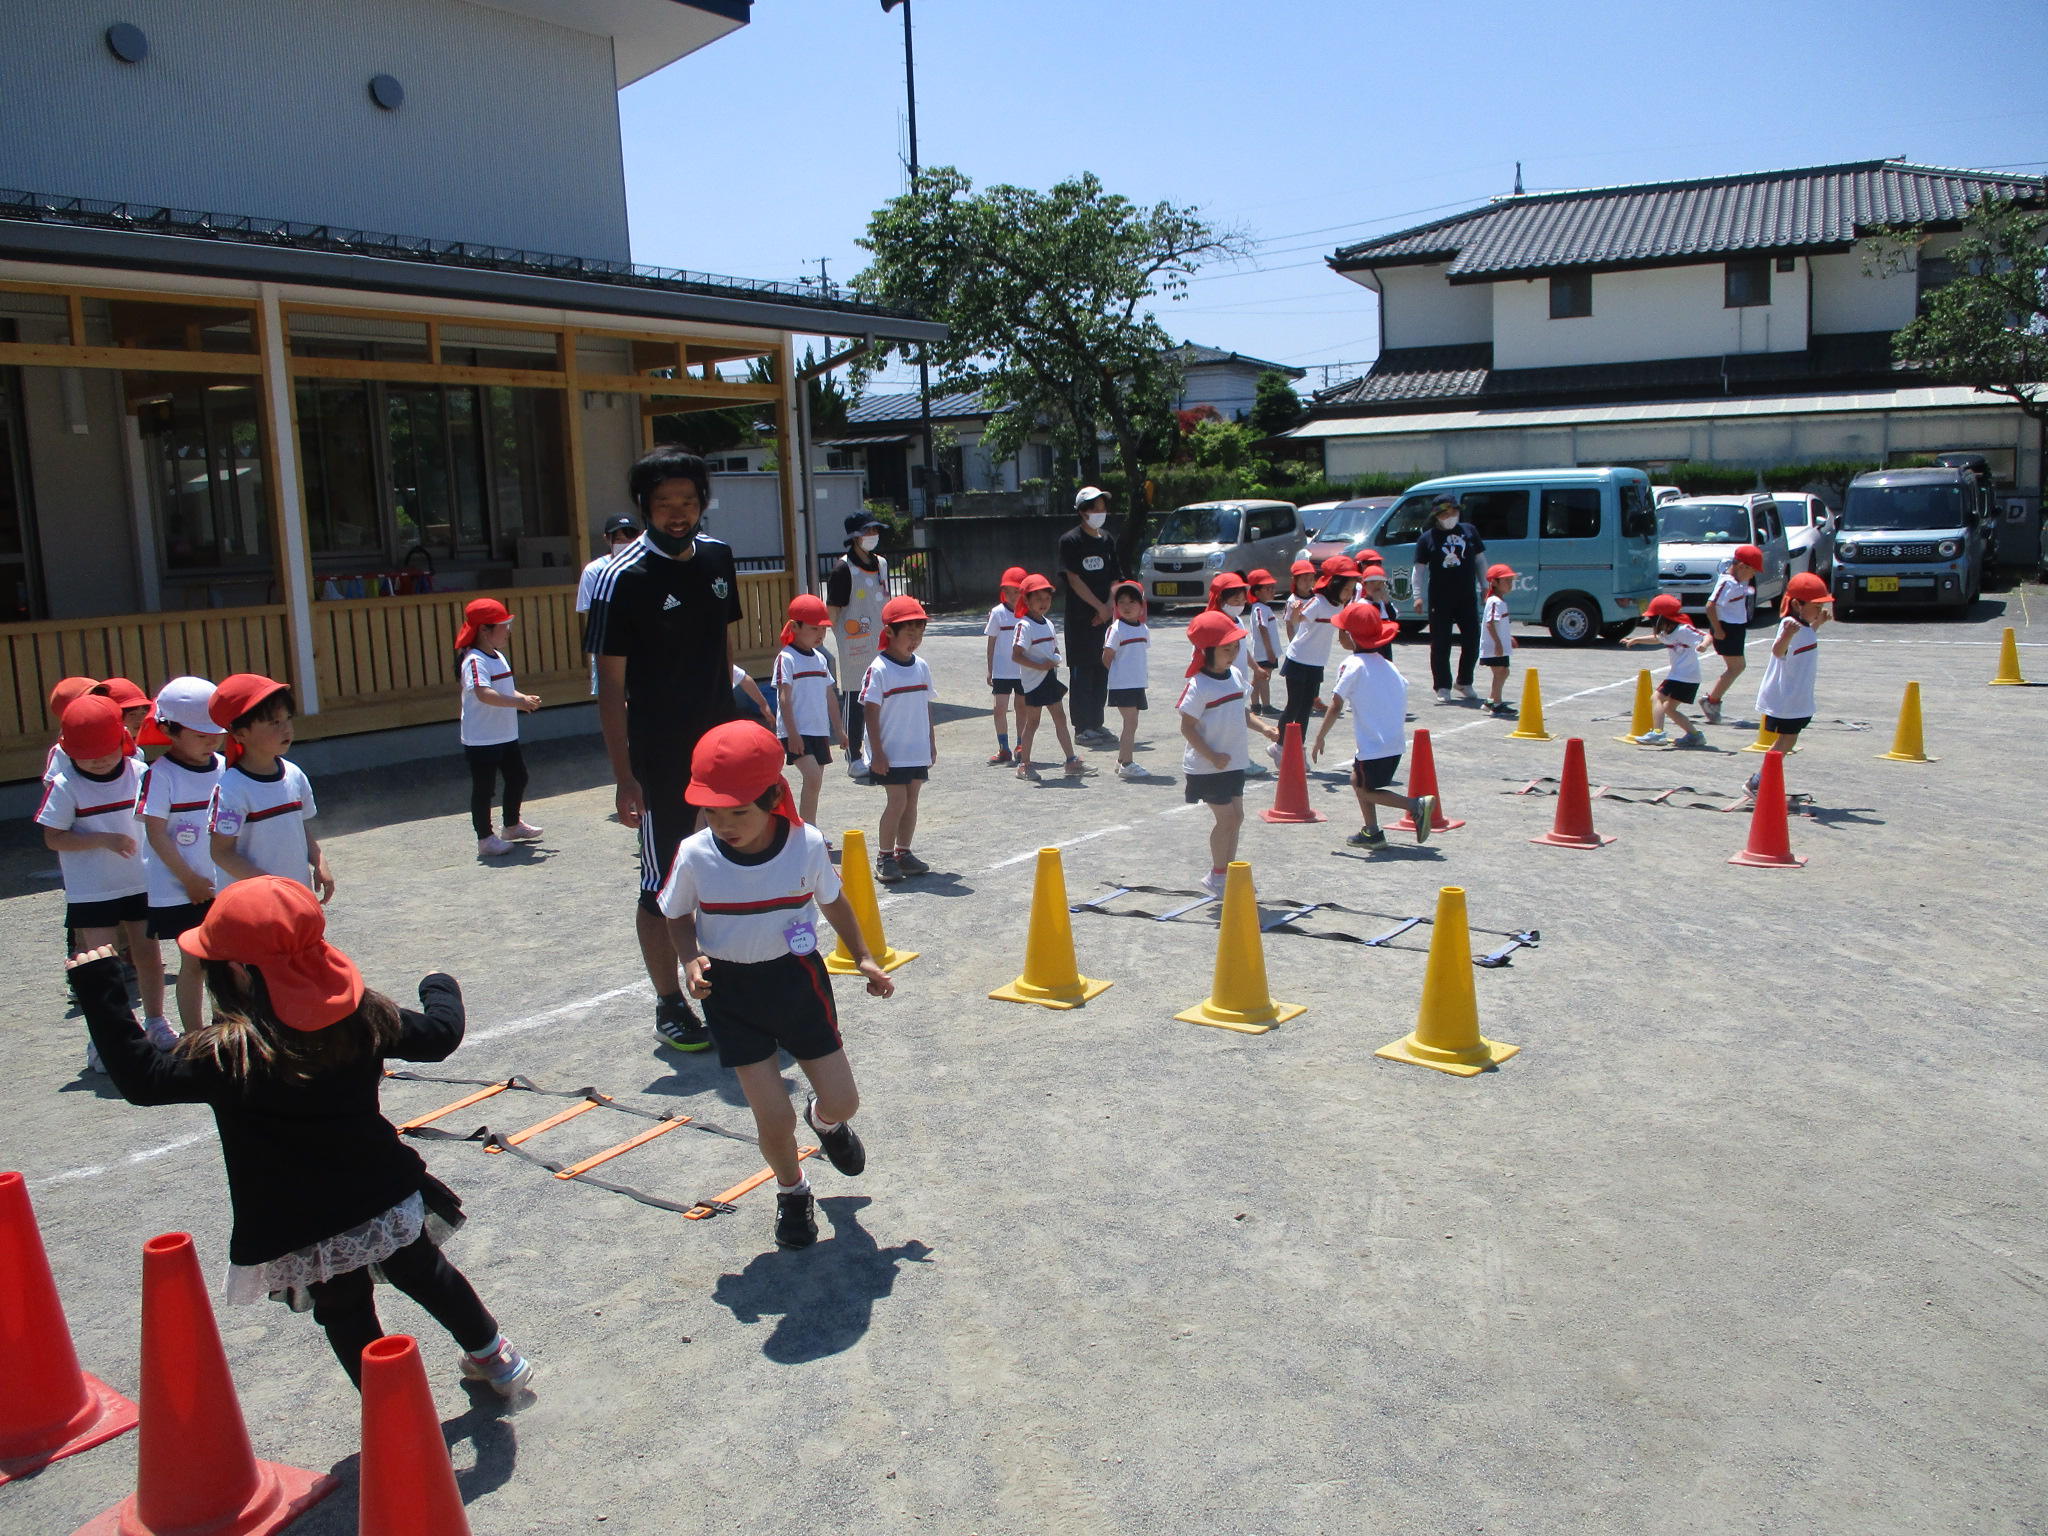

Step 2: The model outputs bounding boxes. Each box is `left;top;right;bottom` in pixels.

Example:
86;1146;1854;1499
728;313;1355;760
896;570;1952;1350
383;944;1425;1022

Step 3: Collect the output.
459;1337;535;1397
807;1096;866;1176
1434;687;1453;703
477;834;513;857
502;821;545;842
654;995;710;1053
846;756;868;780
775;1187;819;1249
1457;684;1480;703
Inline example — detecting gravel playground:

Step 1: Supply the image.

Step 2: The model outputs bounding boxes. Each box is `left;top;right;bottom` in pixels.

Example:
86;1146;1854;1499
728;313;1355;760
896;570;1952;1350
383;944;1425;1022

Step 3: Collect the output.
5;590;2047;1536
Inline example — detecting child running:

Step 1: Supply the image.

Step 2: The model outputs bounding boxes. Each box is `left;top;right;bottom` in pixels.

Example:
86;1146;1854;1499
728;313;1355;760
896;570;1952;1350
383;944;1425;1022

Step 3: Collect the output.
66;877;533;1395
1281;560;1319;644
208;674;333;899
456;598;543;858
1700;544;1763;724
656;721;893;1251
1746;571;1834;795
984;566;1026;765
38;696;168;1064
1626;594;1711;747
1312;605;1435;847
773;594;846;828
1100;579;1154;780
1011;573;1084;780
1478;563;1518;717
860;595;938;884
1177;610;1281;897
1245;569;1282;715
140;676;226;1036
1276;555;1359;747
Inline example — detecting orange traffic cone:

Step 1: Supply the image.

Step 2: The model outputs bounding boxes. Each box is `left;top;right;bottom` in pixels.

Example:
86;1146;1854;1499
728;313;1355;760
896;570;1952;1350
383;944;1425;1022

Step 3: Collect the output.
1392;728;1465;833
1260;722;1325;823
1530;738;1614;849
359;1336;472;1536
1729;751;1806;868
0;1171;136;1484
74;1233;335;1536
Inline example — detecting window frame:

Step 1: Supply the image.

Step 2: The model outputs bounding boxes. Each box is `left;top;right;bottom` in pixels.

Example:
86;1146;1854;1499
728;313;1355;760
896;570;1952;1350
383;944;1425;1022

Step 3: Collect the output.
1549;271;1592;320
1539;487;1602;541
1724;257;1772;308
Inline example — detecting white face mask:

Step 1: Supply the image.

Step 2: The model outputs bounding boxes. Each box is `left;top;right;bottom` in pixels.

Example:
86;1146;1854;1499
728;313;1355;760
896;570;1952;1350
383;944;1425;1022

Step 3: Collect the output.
1223;596;1246;611
1082;511;1107;530
857;534;880;552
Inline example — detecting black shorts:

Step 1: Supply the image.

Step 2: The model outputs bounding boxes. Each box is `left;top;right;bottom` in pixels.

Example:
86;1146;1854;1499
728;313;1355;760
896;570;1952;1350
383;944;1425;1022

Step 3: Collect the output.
1107;688;1148;710
701;951;843;1069
1351;755;1402;791
630;737;705;916
1712;622;1748;657
1763;714;1811;737
784;734;834;766
1184;769;1246;805
147;900;211;941
1479;656;1510;670
990;677;1024;695
1023;674;1067;707
1659;679;1700;703
872;765;929;785
69;891;148;930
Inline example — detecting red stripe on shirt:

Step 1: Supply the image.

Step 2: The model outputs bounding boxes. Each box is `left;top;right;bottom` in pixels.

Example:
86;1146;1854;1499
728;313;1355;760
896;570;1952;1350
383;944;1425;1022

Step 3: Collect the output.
1792;643;1817;655
882;683;929;697
75;797;138;818
169;799;212;813
699;893;814;916
1118;637;1147;647
1203;691;1245;709
244;801;304;824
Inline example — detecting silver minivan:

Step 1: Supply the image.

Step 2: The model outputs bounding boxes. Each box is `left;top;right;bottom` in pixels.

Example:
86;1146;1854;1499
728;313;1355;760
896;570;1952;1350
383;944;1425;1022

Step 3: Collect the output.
1139;499;1302;607
1655;493;1790;614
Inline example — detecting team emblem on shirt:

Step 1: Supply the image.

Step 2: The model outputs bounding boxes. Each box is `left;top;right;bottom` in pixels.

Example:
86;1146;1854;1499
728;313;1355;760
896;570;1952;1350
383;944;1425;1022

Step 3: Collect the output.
712;577;729;600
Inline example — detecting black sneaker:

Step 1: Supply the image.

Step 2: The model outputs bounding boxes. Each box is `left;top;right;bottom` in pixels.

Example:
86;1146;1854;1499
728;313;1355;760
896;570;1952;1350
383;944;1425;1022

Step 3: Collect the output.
807;1097;866;1176
774;1187;818;1249
875;852;904;884
1347;827;1387;848
654;996;710;1053
894;849;930;877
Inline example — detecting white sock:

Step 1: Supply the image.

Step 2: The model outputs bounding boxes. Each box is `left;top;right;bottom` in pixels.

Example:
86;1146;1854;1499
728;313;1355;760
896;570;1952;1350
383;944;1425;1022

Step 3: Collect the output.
777;1176;811;1196
807;1102;841;1134
466;1333;506;1360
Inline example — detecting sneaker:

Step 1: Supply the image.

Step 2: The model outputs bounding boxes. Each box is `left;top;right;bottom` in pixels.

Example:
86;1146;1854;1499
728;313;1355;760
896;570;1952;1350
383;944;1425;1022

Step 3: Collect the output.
894;849;930;877
1015;761;1037;780
987;747;1014;766
477;834;513;857
1743;770;1762;797
875;852;904;884
1700;697;1722;724
806;1097;866;1176
1410;796;1436;844
1675;731;1709;749
1633;729;1670;747
1116;761;1149;781
84;1041;103;1075
774;1186;819;1249
144;1016;179;1051
1063;757;1087;777
1434;688;1453;703
1347;827;1387;848
1198;869;1227;899
1085;726;1116;745
501;821;544;842
654;996;711;1053
1457;684;1480;703
1266;740;1283;765
846;757;869;780
460;1337;535;1397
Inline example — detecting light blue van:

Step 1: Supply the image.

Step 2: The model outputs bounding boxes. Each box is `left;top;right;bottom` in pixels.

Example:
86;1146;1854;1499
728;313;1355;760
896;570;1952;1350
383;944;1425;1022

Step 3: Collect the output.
1342;468;1660;643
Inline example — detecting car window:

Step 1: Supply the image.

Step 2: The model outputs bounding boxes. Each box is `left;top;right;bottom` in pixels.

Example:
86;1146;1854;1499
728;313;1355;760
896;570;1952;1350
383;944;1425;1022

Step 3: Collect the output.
1380;494;1436;545
1462;490;1530;540
1776;499;1810;528
1540;488;1601;539
1761;505;1782;540
1621;479;1658;537
1657;502;1748;542
1154;506;1241;545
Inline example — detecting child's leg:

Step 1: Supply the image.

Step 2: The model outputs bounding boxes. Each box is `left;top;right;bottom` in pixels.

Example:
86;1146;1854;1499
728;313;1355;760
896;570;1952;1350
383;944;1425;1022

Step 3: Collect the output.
1116;706;1139;765
733;1057;804;1186
123;920;165;1018
992;691;1010;741
1048;701;1077;760
1707;653;1745;704
895;779;922;851
466;748;496;840
1667;701;1696;736
1489;666;1506;706
1208;796;1245;868
174;952;205;1033
498;742;529;830
878;783;907;850
1360;787;1411;828
797;1048;859;1127
1350;776;1375;827
1015;702;1040;766
378;1234;502;1356
795;754;824;825
305;1265;385;1387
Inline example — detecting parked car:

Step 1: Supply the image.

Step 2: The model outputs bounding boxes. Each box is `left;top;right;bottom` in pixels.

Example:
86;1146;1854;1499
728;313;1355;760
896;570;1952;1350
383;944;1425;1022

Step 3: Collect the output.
1298;497;1395;568
1655;494;1790;615
1771;491;1835;577
1652;484;1686;506
1342;468;1660;643
1139;499;1303;608
1294;501;1347;541
1831;466;1993;617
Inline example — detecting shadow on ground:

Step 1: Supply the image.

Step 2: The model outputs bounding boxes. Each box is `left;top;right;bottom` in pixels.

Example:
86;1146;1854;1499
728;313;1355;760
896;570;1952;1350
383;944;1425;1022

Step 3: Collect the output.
709;1196;932;1364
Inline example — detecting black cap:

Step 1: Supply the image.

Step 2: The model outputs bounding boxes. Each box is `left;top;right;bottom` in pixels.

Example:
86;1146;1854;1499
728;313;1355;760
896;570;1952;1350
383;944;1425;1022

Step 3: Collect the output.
843;511;887;541
602;514;638;537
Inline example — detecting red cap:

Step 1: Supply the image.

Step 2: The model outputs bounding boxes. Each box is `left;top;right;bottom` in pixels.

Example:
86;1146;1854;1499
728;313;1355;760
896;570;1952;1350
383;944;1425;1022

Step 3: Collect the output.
1783;571;1834;614
881;595;928;626
1357;564;1388;582
1185;609;1248;675
1317;555;1360;586
99;677;150;711
1485;563;1517;583
781;593;830;648
1734;544;1765;571
685;720;801;827
998;565;1027;596
1015;572;1054;615
1338;602;1400;651
179;877;365;1032
1289;559;1317;579
1205;572;1249;611
48;676;103;719
209;673;289;730
1111;579;1146;612
454;597;513;655
1354;547;1382;566
58;696;131;761
1645;593;1688;623
1246;568;1275;589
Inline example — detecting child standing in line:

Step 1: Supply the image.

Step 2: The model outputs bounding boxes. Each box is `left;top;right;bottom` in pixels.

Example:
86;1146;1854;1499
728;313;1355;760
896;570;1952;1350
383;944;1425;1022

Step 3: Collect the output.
1100;580;1154;780
1276;555;1359;745
984;566;1026;765
1626;594;1711;747
773;594;846;829
860;596;938;884
657;721;894;1251
207;674;334;899
455;598;543;859
38;696;169;1064
140;676;226;1036
1478;563;1518;717
1176;610;1281;898
1746;571;1834;795
1358;560;1399;625
100;678;153;747
1245;569;1282;716
1312;605;1435;848
66;877;534;1396
1282;560;1319;644
1011;573;1084;780
43;677;107;782
1700;544;1763;724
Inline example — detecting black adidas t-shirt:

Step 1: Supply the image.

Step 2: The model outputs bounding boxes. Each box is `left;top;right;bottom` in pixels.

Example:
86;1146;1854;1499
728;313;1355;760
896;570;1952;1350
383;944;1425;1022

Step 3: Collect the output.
586;533;745;746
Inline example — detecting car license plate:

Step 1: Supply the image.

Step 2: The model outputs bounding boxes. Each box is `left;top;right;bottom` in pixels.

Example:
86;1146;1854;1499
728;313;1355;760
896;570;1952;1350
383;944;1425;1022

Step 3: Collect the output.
1866;577;1899;593
1154;582;1185;596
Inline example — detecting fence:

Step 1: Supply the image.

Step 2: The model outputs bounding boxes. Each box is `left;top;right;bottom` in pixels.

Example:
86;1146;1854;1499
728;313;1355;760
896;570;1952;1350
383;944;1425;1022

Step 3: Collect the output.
813;550;935;607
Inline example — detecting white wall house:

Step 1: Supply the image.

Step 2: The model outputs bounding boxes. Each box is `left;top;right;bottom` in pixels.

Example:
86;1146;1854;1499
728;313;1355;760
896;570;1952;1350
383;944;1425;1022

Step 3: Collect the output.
1167;343;1306;422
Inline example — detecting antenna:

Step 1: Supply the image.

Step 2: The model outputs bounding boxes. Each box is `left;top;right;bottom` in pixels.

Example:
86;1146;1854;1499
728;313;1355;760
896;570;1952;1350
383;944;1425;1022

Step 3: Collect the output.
1513;161;1525;195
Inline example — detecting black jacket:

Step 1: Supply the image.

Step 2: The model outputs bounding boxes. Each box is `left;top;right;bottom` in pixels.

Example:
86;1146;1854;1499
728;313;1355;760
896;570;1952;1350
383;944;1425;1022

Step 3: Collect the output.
70;957;465;1266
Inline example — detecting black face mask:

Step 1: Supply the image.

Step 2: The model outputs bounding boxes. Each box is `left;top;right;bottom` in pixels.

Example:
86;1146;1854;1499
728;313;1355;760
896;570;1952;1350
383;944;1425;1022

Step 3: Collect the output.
644;522;694;557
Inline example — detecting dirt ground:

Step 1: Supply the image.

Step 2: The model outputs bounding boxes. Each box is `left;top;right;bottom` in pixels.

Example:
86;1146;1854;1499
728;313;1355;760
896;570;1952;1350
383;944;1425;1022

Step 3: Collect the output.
6;586;2046;1536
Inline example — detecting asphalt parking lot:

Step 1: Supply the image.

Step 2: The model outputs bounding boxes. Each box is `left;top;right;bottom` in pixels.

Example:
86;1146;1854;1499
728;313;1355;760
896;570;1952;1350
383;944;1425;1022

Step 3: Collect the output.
5;586;2046;1536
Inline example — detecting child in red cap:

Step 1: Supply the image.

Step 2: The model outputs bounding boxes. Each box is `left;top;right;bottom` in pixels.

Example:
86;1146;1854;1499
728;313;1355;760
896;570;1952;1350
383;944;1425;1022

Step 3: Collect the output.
455;598;543;858
42;676;107;783
860;596;939;884
140;675;227;1036
773;594;848;827
38;695;169;1067
1244;570;1281;715
208;673;334;900
1011;573;1085;781
1478;564;1519;717
1100;580;1154;779
1701;543;1765;724
1625;594;1711;747
1276;556;1359;748
655;721;895;1250
65;877;534;1396
1176;610;1281;897
1313;605;1435;847
983;567;1028;765
1747;572;1835;795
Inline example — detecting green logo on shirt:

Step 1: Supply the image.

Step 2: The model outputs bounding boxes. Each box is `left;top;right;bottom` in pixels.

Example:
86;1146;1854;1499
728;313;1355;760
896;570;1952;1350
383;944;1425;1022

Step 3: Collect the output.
712;577;729;600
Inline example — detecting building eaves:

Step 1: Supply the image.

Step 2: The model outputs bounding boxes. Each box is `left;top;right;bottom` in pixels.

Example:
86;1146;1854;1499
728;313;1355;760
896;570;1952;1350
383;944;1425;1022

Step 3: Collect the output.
842;389;993;426
1169;342;1307;378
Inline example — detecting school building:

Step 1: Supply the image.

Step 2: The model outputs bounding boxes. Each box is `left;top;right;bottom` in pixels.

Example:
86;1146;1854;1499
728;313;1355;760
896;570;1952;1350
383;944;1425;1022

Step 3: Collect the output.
0;1;943;782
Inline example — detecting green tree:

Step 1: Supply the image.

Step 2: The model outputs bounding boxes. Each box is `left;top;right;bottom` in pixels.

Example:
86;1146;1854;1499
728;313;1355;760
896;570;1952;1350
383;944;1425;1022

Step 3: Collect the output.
1248;369;1304;437
853;166;1246;564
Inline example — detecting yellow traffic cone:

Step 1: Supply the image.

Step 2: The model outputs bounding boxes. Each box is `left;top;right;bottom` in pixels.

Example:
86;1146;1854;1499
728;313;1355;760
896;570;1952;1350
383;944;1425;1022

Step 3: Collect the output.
825;829;918;975
1506;667;1553;740
1876;681;1935;762
1612;668;1654;744
1174;862;1305;1034
989;848;1111;1009
1740;721;1780;754
1989;627;2028;686
1375;887;1519;1076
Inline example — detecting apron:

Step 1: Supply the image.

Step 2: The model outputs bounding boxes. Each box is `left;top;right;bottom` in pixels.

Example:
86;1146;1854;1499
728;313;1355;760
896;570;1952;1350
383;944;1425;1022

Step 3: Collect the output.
835;554;890;688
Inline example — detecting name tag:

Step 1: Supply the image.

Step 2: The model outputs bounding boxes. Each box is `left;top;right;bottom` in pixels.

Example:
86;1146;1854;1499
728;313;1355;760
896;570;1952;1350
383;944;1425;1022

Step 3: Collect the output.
212;810;242;837
1082;555;1104;572
175;824;201;848
784;917;817;957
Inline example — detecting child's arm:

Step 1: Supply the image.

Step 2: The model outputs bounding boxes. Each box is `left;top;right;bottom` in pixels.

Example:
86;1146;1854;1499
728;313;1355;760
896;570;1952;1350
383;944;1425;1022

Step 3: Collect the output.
1247;705;1279;744
144;814;213;905
776;678;798;739
738;673;771;716
391;974;465;1061
1311;695;1345;759
44;826;139;859
1772;620;1796;658
65;949;215;1104
817;893;895;997
1180;713;1229;771
986;633;997;682
1100;643;1116;671
668;912;711;999
210;833;263;884
863;699;889;772
1013;637;1044;673
306;831;335;904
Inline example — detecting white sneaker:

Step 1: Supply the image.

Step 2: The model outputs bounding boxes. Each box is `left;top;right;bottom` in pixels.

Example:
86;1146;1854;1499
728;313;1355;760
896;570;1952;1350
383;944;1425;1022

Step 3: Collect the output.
1116;761;1149;780
144;1016;179;1050
1633;729;1670;746
1266;740;1283;765
846;757;868;779
84;1042;103;1075
501;821;544;842
1199;869;1227;899
478;834;514;857
1434;688;1453;703
1457;684;1480;702
459;1336;535;1397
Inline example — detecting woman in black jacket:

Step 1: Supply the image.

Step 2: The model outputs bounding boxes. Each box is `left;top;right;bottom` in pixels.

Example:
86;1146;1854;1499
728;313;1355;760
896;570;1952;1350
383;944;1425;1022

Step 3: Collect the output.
67;875;533;1395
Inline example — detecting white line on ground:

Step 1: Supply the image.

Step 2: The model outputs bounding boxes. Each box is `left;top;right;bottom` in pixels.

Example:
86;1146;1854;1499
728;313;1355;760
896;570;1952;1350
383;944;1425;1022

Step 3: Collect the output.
468;980;649;1043
39;1127;216;1188
1432;667;1665;737
983;823;1133;872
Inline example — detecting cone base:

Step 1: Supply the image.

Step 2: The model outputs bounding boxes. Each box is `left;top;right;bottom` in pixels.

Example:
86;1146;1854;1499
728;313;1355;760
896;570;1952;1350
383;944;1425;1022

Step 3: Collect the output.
1174;999;1305;1033
1375;1033;1520;1076
1392;814;1465;832
1259;808;1327;823
1612;732;1650;744
1729;848;1807;868
989;975;1112;1009
1740;739;1797;754
0;1373;138;1485
1876;750;1935;762
826;947;918;976
1988;677;2027;686
1530;830;1614;849
1505;728;1553;741
73;1458;337;1536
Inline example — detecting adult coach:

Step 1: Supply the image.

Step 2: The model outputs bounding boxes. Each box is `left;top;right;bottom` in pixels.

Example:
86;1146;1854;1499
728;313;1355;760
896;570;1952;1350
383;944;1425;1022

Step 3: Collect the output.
1059;487;1124;744
1410;494;1486;703
586;448;741;1052
577;513;638;693
825;511;890;776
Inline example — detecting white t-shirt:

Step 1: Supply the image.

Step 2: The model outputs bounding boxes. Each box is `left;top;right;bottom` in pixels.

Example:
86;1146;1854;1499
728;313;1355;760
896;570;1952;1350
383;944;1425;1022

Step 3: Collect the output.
1657;623;1707;686
772;645;837;739
1707;573;1754;626
655;820;843;965
210;759;317;887
1283;593;1343;668
1013;612;1061;675
1331;652;1409;761
1103;618;1151;691
37;758;147;903
1480;594;1512;660
141;752;223;905
983;604;1022;681
458;648;520;747
576;553;614;615
1755;617;1820;718
858;652;937;768
1247;601;1280;667
1175;662;1252;775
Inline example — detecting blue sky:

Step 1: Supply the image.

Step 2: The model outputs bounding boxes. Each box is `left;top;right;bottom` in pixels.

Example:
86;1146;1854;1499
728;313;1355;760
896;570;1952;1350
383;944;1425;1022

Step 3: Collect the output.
621;0;2047;392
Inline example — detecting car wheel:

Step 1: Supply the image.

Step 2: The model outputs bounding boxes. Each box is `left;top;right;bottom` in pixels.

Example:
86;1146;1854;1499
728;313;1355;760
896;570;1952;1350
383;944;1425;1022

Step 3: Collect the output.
1545;596;1599;645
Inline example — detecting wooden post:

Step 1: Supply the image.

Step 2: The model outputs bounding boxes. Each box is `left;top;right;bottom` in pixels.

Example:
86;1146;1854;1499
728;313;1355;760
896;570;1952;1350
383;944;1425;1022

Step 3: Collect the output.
561;328;589;550
253;286;320;712
774;337;801;589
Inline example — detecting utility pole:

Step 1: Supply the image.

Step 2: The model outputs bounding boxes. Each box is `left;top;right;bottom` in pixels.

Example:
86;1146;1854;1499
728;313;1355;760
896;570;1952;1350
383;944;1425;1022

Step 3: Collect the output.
882;0;937;525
